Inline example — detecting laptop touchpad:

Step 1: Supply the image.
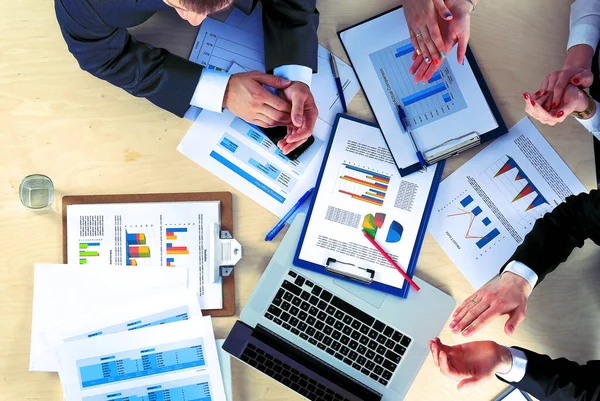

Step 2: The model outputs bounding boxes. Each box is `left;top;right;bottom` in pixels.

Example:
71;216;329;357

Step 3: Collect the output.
333;279;387;309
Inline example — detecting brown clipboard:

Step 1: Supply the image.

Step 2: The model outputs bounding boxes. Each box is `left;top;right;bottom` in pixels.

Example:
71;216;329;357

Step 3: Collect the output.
62;192;236;317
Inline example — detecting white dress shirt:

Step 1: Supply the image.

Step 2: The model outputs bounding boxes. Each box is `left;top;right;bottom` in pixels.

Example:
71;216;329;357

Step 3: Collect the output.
568;0;600;138
190;65;313;113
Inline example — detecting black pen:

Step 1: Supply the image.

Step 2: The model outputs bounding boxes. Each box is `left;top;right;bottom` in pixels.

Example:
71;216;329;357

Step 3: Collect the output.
397;104;427;171
329;53;348;113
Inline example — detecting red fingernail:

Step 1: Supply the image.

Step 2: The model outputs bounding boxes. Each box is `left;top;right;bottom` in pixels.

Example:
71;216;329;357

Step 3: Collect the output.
535;91;541;96
531;100;535;106
573;78;580;85
557;110;564;118
523;93;528;100
433;59;440;67
552;102;557;109
544;106;550;112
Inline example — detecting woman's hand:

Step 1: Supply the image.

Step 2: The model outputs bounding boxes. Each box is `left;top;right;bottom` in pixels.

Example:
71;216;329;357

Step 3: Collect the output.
408;0;473;83
404;0;454;66
524;84;590;126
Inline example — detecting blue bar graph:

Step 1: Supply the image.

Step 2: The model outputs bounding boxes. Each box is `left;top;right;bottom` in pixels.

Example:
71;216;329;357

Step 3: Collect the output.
219;137;238;153
482;217;491;226
343;164;391;181
460;195;473;207
472;206;482;216
401;83;447;106
395;43;415;58
442;93;452;103
167;228;188;233
476;228;501;249
428;71;442;83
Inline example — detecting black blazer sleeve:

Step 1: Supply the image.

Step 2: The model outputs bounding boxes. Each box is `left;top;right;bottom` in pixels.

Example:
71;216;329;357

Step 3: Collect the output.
261;0;319;73
500;190;600;285
55;0;203;117
498;347;600;401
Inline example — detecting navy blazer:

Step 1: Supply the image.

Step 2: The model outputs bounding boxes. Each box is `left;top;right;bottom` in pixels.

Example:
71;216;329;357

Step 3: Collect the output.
55;0;319;117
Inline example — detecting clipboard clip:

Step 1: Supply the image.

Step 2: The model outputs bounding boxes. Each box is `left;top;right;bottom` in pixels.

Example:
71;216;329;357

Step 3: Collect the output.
325;258;375;284
209;224;243;283
423;131;481;165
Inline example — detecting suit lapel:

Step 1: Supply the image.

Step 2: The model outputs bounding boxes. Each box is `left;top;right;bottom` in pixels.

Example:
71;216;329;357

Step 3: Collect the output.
234;0;258;15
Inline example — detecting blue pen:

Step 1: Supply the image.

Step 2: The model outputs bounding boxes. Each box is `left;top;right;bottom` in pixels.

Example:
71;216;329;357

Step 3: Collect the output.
397;105;427;170
265;188;315;241
330;53;348;113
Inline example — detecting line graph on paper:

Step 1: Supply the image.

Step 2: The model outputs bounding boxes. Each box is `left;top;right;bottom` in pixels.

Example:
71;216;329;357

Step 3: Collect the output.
447;194;501;250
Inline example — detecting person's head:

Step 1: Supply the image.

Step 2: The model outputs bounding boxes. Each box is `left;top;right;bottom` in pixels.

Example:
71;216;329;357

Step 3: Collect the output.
163;0;233;26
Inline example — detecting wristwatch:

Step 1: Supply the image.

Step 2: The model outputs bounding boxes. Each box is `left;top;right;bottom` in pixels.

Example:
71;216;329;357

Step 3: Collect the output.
571;91;596;120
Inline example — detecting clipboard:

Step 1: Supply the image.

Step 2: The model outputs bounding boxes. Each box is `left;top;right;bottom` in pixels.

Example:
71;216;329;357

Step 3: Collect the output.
62;192;238;317
293;114;445;298
338;6;507;176
495;387;533;401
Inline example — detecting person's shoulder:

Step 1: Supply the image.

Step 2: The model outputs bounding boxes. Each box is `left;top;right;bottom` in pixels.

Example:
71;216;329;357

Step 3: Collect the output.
57;0;166;28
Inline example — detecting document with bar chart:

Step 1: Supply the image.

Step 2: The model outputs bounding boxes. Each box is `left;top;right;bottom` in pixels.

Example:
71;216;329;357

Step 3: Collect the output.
65;201;223;309
428;118;586;289
298;115;441;293
340;7;505;173
56;317;226;401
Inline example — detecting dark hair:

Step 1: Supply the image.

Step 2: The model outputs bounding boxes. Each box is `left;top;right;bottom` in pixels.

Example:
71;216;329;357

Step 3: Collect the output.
179;0;233;14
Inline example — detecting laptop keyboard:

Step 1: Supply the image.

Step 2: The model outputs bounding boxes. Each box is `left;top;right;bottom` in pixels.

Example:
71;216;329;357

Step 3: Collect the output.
241;343;350;401
264;270;412;387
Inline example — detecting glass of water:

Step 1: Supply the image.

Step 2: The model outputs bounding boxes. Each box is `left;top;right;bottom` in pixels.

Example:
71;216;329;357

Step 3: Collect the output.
19;174;54;209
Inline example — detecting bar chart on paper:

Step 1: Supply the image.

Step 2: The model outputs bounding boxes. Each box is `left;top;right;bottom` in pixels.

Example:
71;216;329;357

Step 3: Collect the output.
369;38;467;129
82;376;214;401
335;163;392;206
79;242;100;265
165;226;193;268
448;194;501;250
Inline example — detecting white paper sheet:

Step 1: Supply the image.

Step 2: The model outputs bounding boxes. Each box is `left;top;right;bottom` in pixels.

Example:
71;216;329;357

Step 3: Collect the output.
340;7;500;169
298;117;437;289
56;317;226;401
189;8;361;128
179;65;331;218
37;291;203;373
65;201;222;309
216;340;232;401
428;118;586;288
29;264;189;372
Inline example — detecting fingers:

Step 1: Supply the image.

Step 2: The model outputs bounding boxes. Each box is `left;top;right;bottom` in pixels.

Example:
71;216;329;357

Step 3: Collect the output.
261;87;292;113
457;29;470;65
504;304;526;336
545;73;560;110
552;72;571;111
572;69;594;88
414;29;432;65
409;55;426;76
439;348;464;381
409;30;422;58
253;72;292;89
278;136;307;155
260;106;292;125
462;307;500;337
452;302;490;334
458;375;488;391
290;94;306;128
425;23;446;63
433;0;453;20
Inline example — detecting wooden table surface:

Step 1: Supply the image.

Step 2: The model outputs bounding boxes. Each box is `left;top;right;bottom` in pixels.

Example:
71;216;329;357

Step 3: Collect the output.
1;0;599;400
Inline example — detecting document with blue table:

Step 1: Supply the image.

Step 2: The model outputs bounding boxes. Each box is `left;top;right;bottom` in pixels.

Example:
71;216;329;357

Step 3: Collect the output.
55;317;226;401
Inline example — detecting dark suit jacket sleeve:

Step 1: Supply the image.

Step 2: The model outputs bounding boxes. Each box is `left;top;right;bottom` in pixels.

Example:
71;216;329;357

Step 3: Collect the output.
261;0;319;73
55;0;203;117
500;190;600;285
498;347;600;401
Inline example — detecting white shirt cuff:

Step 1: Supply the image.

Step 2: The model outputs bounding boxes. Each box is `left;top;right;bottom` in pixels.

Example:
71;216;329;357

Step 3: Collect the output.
190;68;232;113
568;23;600;51
574;100;600;139
502;261;538;289
273;65;313;88
496;347;528;383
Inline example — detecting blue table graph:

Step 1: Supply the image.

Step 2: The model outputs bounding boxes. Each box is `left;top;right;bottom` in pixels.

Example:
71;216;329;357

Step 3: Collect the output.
77;339;206;389
370;39;467;129
82;376;213;401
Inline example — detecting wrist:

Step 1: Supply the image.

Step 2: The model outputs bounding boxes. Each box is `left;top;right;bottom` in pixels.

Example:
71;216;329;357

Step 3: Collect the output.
495;345;513;375
564;44;594;70
501;271;533;297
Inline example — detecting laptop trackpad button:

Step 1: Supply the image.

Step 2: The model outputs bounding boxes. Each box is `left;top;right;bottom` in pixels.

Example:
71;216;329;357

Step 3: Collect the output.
332;279;387;308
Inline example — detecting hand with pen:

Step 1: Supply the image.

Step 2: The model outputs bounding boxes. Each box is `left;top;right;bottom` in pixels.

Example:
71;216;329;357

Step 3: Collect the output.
404;0;475;83
523;44;595;126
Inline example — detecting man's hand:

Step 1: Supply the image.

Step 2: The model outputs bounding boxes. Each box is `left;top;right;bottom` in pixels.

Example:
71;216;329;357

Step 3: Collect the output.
429;337;513;390
276;82;318;154
449;272;532;336
223;71;293;128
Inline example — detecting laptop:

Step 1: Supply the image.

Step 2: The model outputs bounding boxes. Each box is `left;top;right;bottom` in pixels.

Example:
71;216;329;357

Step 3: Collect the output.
223;214;455;400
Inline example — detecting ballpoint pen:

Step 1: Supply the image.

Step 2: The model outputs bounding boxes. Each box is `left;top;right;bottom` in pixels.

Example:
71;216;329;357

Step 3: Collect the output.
397;104;427;171
265;188;315;241
329;53;348;113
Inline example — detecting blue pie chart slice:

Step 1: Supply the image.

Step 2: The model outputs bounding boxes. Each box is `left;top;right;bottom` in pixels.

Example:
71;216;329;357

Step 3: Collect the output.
386;221;403;243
